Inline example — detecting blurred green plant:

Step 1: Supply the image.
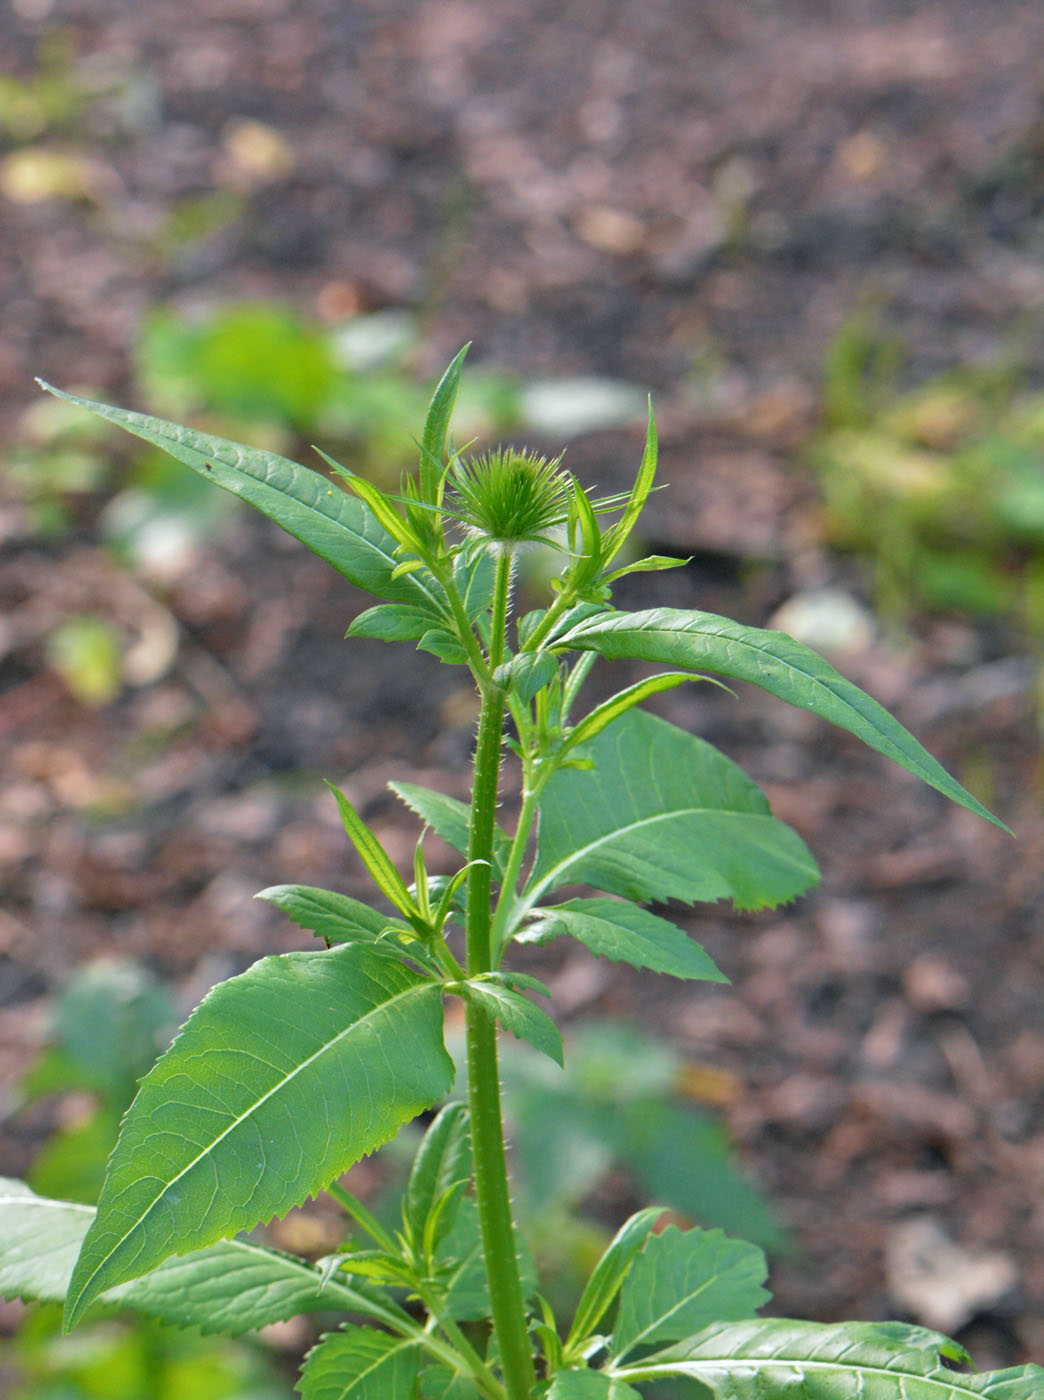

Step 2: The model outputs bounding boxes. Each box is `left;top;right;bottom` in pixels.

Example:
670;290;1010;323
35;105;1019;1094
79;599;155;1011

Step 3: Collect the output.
813;309;1044;631
496;1022;785;1318
0;34;90;143
45;617;125;709
2;960;290;1400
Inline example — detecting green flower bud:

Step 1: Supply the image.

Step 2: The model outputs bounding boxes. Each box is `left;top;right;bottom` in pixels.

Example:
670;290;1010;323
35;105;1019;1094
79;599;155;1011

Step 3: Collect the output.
449;447;571;555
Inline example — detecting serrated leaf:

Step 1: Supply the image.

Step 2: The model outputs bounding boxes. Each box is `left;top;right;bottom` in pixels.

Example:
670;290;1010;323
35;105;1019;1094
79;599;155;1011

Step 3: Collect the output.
523;898;726;982
64;943;454;1329
256;885;395;945
418;628;469;664
548;1372;643;1399
346;603;446;642
460;976;563;1066
298;1325;422;1400
612;1226;769;1361
0;1178;408;1335
525;709;818;914
555;608;1007;830
421;1365;484;1399
618;1318;1044;1399
566;1207;664;1354
37;383;445;610
390;782;511;880
405;1103;472;1254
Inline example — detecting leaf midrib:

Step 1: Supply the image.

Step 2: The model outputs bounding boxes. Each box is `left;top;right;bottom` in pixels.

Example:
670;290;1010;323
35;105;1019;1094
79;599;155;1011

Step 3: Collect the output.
565;612;942;782
69;975;439;1313
4;1192;403;1325
625;1354;998;1398
615;1268;738;1360
151;416;445;613
527;807;801;906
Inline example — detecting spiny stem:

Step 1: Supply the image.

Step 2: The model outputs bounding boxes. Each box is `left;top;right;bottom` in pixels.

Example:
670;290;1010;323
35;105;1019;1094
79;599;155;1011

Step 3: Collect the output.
464;554;536;1400
413;1283;507;1400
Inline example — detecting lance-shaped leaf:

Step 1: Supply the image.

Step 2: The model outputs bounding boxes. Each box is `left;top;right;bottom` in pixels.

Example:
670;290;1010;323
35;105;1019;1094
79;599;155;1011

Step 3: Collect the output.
456;974;564;1067
256;885;396;945
615;1319;1044;1399
299;1325;422;1400
327;782;421;919
555;608;1006;829
64;944;454;1329
390;782;511;880
0;1178;410;1335
565;1207;664;1355
612;1226;769;1362
420;344;469;502
522;898;727;982
37;384;446;610
404;1103;472;1255
524;709;818;914
548;1372;643;1399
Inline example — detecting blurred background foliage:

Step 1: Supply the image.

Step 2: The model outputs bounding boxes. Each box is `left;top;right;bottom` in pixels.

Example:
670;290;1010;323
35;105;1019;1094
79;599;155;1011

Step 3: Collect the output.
3;0;1044;1391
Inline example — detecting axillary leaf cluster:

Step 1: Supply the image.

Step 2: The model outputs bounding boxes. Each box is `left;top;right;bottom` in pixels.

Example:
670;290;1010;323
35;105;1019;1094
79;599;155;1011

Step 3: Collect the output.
2;348;1029;1400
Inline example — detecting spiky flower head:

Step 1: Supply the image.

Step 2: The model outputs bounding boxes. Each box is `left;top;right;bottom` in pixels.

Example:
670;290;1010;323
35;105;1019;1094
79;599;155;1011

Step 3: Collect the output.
449;447;571;554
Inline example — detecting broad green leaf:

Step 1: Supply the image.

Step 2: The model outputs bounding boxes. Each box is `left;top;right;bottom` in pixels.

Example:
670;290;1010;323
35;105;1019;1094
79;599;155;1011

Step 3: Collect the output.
255;885;394;945
405;1103;472;1254
346;603;446;642
0;1178;408;1335
525;709;818;914
418;627;470;664
612;1226;769;1361
390;782;511;880
421;1365;483;1398
625;1104;785;1254
523;898;727;982
298;1325;422;1400
327;782;420;918
454;550;496;620
459;975;564;1067
420;344;469;501
434;1197;537;1322
618;1319;1044;1399
566;1207;664;1353
38;383;445;609
494;650;559;703
548;1372;643;1399
64;943;454;1328
555;608;1006;829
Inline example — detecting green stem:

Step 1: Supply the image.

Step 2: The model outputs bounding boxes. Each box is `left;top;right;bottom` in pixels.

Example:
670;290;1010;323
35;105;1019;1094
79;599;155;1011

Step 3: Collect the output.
490;784;540;962
326;1181;399;1255
464;553;536;1400
432;558;493;683
519;585;576;652
414;1283;507;1400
